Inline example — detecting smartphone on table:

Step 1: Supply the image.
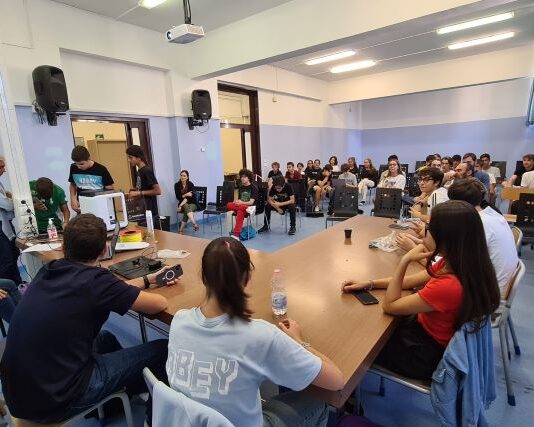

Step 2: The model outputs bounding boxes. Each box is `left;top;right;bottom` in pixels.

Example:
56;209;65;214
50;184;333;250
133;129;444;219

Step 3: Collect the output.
352;290;379;305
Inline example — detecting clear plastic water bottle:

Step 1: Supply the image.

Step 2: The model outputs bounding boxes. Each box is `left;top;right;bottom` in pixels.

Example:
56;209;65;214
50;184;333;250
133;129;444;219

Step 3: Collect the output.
271;269;287;316
47;218;58;240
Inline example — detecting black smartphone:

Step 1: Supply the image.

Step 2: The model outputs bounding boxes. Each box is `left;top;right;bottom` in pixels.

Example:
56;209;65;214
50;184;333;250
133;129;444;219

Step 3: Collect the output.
352;290;379;305
155;264;183;287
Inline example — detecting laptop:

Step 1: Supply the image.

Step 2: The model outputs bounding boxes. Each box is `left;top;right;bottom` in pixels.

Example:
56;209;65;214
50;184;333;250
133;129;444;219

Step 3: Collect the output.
101;223;120;261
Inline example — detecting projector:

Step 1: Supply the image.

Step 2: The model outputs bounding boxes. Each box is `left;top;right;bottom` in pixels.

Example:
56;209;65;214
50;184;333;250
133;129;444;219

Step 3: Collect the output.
166;24;204;44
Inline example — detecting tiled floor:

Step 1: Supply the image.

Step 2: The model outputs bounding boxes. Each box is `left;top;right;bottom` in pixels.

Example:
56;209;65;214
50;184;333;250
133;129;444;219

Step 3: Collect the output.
9;201;534;426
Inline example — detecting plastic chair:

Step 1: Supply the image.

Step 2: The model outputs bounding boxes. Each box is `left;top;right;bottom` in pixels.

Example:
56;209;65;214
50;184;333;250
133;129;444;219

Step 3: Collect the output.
491;260;526;406
511;226;523;256
414;160;426;171
325;187;359;228
491;161;507;182
12;392;134;427
203;183;234;235
515;193;534;249
371;188;403;219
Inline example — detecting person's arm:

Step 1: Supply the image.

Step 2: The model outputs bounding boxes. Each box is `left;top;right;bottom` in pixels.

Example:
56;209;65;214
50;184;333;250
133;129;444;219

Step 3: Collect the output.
508;174;518;187
278;319;344;391
132;184;161;198
382;246;434;315
128;267;179;314
69;182;79;211
0;190;14;211
60;203;70;225
278;194;295;207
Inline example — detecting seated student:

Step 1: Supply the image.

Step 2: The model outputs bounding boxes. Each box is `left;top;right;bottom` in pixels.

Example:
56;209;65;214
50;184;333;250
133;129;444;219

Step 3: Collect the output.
448;178;518;295
174;170;199;233
267;162;283;186
462;153;490;194
328;156;340;172
377;159;406;190
430;157;442;169
451;154;462;170
126;145;162;219
441;156;455;189
342;201;500;380
226;169;258;240
68;146;114;212
167;237;343;427
347;157;358;178
30;177;70;234
0;214;175;424
313;164;333;212
285;161;302;180
410;167;448;222
306;159;323;191
520;169;534;189
476;159;496;198
258;175;296;235
507;153;534;187
338;163;357;187
303;160;314;178
358;158;378;204
379;154;400;181
296;162;305;178
0;278;21;325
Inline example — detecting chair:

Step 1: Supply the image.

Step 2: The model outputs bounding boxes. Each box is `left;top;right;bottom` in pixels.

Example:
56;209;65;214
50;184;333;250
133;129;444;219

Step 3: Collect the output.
371;188;403;219
514;193;534;249
12;392;134;427
378;164;388;178
414;160;426;171
400;163;409;175
332;171;341;179
203;183;234;235
143;368;234;427
491;260;526;406
192;187;207;212
500;187;534;214
511;226;523;255
491;161;507;182
325;187;359;228
405;173;422;198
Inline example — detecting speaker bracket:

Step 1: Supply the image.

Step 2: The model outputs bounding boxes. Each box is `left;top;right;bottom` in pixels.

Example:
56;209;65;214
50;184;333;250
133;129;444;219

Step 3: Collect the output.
188;117;206;130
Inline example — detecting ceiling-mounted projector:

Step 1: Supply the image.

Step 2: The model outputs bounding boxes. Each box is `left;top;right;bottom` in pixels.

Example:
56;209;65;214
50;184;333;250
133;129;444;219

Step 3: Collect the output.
166;24;204;44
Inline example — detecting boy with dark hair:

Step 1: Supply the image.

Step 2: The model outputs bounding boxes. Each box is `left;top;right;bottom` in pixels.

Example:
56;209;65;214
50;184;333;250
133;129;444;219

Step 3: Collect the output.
509;153;534;187
30;177;70;233
126;145;161;218
462;152;490;194
267;162;283;180
285;162;302;180
0;214;175;424
296;162;305;178
451;155;462;169
410;167;448;222
68;146;114;212
258;175;296;235
226;169;258;240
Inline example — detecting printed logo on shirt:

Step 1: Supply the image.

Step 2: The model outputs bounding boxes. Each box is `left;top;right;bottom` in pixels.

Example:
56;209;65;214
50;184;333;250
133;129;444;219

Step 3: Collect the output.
240;190;251;202
167;349;239;399
72;174;104;190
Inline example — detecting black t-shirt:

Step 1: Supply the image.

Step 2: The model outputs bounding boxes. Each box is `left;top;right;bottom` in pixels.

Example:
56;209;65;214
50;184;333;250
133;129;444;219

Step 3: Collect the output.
513;165;533;185
136;165;159;217
268;170;283;179
269;183;294;203
306;168;323;182
238;183;258;203
68;162;114;195
174;180;198;206
0;259;140;421
360;168;378;185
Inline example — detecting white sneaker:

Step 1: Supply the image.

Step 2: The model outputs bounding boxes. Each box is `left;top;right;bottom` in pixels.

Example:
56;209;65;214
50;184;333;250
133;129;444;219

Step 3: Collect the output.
314;206;319;212
230;235;240;241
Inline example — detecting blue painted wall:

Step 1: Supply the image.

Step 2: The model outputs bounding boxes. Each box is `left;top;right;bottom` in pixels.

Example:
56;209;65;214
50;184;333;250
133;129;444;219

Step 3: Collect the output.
361;117;534;176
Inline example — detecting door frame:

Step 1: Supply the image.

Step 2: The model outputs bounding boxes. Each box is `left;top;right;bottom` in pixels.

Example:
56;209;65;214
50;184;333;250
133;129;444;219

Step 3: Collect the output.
217;84;261;176
69;115;153;186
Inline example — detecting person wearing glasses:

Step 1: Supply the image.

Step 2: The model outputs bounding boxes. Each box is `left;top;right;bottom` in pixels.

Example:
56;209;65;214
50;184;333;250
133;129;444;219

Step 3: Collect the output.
410;167;448;222
377;159;406;190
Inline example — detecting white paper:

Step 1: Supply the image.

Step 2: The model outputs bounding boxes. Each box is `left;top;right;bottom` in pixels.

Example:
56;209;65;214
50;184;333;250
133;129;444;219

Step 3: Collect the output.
22;243;62;253
157;249;191;259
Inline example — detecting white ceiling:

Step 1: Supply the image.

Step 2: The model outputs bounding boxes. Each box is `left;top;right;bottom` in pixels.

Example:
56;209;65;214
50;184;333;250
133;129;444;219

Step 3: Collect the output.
51;0;293;32
272;0;534;81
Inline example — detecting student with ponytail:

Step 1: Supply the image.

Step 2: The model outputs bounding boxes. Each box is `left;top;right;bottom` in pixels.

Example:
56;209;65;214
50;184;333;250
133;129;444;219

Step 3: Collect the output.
166;237;343;427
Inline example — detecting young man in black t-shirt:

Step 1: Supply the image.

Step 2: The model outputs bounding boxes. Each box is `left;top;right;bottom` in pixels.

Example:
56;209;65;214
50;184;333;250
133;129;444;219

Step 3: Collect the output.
68;146;114;212
508;153;534;187
126;145;161;218
0;214;177;423
258;175;296;235
226;169;258;240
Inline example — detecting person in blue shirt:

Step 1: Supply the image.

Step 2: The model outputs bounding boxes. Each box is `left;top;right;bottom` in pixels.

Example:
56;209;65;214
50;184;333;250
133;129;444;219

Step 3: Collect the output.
166;237;344;427
462;153;490;194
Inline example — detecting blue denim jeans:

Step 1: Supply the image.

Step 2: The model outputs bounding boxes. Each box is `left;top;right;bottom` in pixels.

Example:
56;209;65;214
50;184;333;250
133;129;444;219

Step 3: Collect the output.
0;278;21;322
263;391;329;427
58;330;168;422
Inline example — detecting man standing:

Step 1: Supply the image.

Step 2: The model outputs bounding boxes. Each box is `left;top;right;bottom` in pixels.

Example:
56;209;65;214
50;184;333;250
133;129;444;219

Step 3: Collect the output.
258;175;297;235
30;177;70;234
0;155;21;284
126;146;161;219
68;146;114;212
1;214;174;423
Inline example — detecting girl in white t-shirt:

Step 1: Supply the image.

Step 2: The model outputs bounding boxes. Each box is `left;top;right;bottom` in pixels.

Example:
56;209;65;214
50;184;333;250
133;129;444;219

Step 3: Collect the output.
377;159;406;190
166;237;343;427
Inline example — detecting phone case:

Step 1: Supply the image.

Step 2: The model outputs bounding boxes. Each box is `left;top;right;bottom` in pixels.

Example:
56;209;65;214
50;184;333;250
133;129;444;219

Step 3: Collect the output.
156;264;183;287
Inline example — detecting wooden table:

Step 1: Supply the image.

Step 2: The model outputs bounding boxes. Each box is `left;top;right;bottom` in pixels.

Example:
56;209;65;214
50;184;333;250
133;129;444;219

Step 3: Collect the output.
19;215;419;408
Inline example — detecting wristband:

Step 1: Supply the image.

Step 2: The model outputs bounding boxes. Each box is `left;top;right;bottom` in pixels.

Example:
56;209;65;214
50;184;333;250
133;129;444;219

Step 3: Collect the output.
143;275;150;289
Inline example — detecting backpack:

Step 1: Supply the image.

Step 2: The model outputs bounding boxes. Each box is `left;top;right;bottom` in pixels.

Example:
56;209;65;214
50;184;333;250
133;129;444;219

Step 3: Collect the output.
229;226;256;241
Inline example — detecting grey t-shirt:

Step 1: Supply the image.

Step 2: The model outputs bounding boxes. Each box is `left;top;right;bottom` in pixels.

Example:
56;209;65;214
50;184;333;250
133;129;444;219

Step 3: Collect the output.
167;308;322;427
339;172;357;186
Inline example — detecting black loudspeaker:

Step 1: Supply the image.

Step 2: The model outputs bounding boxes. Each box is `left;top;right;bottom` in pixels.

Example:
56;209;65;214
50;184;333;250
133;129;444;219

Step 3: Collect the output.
191;90;211;120
32;65;69;113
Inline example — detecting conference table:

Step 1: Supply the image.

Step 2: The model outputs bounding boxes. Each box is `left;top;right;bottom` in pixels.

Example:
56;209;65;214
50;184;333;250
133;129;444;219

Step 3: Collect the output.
20;215;420;408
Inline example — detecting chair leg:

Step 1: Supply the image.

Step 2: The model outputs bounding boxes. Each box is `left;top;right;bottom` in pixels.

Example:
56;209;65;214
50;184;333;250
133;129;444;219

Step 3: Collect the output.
378;376;386;397
508;316;521;356
118;393;134;427
353;385;364;416
0;319;6;338
499;322;516;406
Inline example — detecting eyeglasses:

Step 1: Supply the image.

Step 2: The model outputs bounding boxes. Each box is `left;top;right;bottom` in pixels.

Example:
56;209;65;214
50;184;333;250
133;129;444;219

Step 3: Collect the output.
417;177;433;183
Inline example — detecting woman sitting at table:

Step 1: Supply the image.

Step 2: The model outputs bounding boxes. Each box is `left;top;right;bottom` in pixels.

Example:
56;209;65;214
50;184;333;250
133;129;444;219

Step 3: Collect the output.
166;237;343;427
342;200;500;380
174;170;199;233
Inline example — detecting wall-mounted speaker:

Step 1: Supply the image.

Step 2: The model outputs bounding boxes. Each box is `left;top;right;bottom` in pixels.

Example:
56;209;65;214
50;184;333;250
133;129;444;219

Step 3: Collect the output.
191;90;211;120
32;65;69;113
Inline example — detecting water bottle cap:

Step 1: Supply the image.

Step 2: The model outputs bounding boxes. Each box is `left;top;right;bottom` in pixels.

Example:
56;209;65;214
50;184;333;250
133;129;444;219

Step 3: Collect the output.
48;218;53;224
274;269;281;273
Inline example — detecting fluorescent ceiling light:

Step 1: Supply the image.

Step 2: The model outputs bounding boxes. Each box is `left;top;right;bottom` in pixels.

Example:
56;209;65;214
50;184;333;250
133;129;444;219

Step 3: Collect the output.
448;31;514;50
330;60;376;74
437;12;514;35
305;50;356;66
138;0;168;9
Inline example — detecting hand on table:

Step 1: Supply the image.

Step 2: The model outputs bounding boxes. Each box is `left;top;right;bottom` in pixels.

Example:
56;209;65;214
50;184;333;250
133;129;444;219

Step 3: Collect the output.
278;318;304;343
341;280;369;293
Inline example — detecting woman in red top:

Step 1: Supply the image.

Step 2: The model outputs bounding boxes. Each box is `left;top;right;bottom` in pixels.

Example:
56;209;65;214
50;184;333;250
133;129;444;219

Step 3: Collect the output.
342;200;500;379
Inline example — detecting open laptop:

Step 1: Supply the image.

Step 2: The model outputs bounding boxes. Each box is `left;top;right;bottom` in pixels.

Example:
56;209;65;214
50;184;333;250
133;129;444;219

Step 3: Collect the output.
101;223;120;261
